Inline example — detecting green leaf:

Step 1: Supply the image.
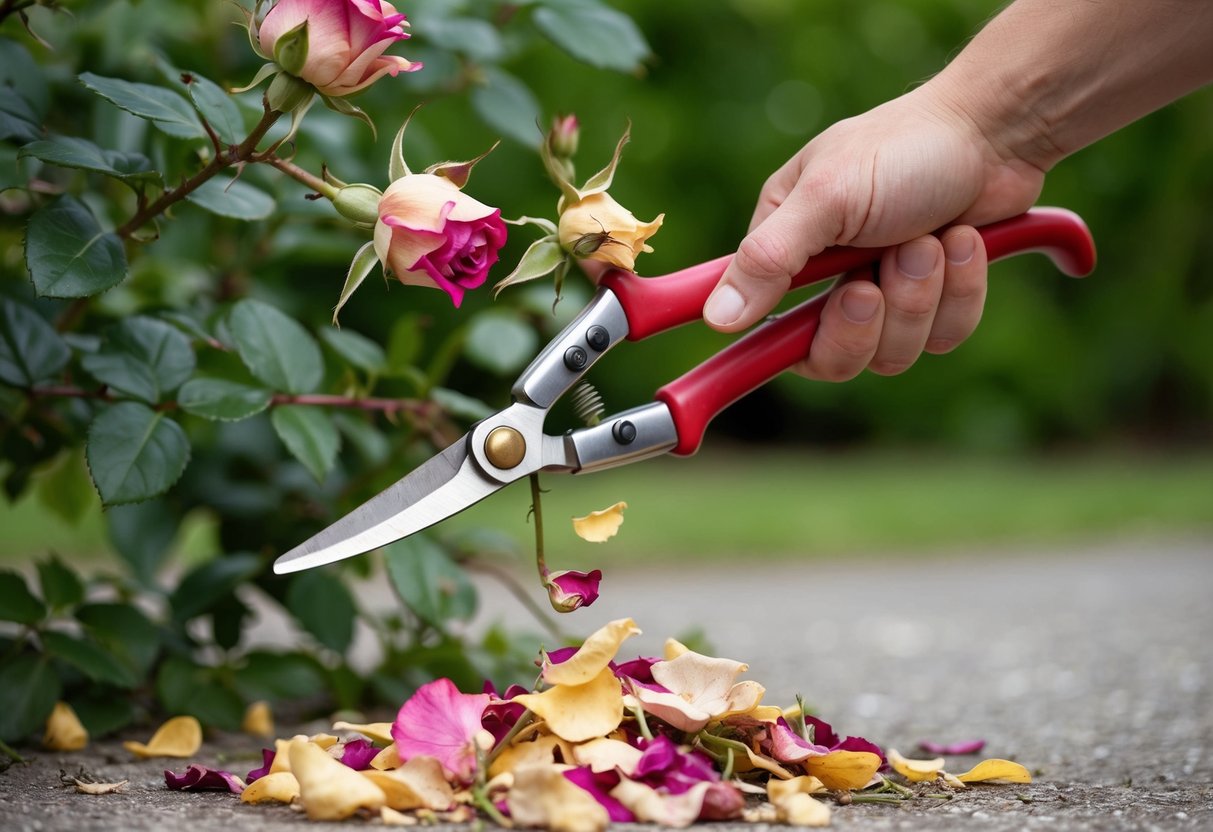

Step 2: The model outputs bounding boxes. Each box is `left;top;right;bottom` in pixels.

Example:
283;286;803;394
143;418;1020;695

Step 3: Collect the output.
107;499;180;585
0;87;41;144
492;235;565;295
24;196;128;298
36;556;84;611
86;402;190;505
76;602;160;677
431;387;494;422
178;378;272;421
228;299;323;394
271;405;340;482
470;67;542;147
18;136;161;186
333;240;381;325
0;41;47;144
319;327;386;375
80;316;196;404
185;176;275;220
155;656;244;731
36;451;96;526
211;593;249;651
464;312;538;376
41;630;139;688
285;570;357;653
0;570;45;624
232;651;327;702
533;0;651;73
185;72;245;146
0;298;71;387
384;534;477;629
169;553;261;622
0;655;60;743
333;411;390;466
70;691;136;738
423;16;505;61
78;72;205;139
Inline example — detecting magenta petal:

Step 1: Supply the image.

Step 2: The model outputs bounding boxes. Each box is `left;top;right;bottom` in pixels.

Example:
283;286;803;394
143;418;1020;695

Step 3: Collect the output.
804;714;840;748
698;781;745;820
835;735;888;768
165;764;244;793
918;738;986;756
767;717;830;762
339;738;380;770
546;569;602;611
392;677;490;782
482;683;529;744
545;646;580;666
246;748;275;783
614;656;660;684
633;735;719;795
563;767;635;823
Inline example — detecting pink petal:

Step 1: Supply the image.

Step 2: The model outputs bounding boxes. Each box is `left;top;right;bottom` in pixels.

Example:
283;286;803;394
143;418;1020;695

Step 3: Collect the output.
563;767;634;823
392;678;490;782
164;764;244;793
917;738;986;756
339;738;380;770
246;748;275;783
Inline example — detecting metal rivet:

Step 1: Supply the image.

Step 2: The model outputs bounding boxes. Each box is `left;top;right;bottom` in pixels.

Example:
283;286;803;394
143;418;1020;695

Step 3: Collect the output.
484;426;526;469
563;345;588;371
586;325;610;352
612;420;637;445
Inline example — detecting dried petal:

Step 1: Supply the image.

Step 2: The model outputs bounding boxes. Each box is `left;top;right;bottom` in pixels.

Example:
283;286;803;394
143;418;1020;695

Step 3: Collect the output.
507;764;610;832
488;734;569;779
123;716;202;759
74;779;127;794
774;793;831;827
542;618;640;686
803;750;882;790
241;700;274;738
371;743;404;770
333;720;395;745
247;748;275;782
571;501;627;543
563;767;634;823
43;701;88;751
571;737;643;775
380;806;418;825
918;738;986;756
240;771;300;804
339;738;380;770
513;667;625;743
609;779;710;827
954;758;1032;784
887;748;946;782
362;757;455;810
768;775;827;801
290;737;386;820
164;764;245;793
392;678;490;782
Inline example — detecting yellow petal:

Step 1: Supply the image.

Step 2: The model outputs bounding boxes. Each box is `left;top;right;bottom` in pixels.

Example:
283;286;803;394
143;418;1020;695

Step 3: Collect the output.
954;758;1033;784
372;742;404;770
506;764;610;832
333;720;395;745
571;501;627;543
74;779;127;794
380;806;417;825
122;716;202;759
514;667;624;743
542;617;640;686
43;701;88;751
748;705;785;723
488;733;567;779
241;700;274;738
610;779;709;827
718;680;767;718
767;776;828;802
740;746;795;780
651;650;748;709
310;732;340;749
289;736;386;820
363;757;455;810
773;793;831;827
571;737;643;775
887;748;945;783
804;750;882;790
663;638;690;661
241;771;301;804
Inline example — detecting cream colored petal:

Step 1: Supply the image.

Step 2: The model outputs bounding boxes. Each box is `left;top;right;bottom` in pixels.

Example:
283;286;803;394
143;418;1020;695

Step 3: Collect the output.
629;685;712;733
241;771;301;804
242;701;274;738
803;750;883;790
768;775;828;801
289;737;386;820
719;681;767;718
380;806;417;826
379;173;496;227
507;764;610;832
571;501;627;543
610;779;709;828
887;748;945;783
123;716;202;759
333;720;395;745
651;650;748;708
571;737;644;776
513;667;624;743
487;733;569;779
773;793;831;827
372;742;404;770
362;757;455;810
74;779;127;794
741;746;795;780
954;758;1032;784
663;638;690;661
748;705;785;723
542;617;640;686
43;701;88;751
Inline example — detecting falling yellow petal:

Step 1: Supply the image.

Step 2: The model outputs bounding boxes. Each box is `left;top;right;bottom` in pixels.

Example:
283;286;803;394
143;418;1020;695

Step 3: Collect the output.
333;720;395;745
571;501;627;543
514;667;624;743
542;617;640;686
241;771;301;804
371;742;404;770
571;737;643;775
887;748;945;783
290;737;386;820
955;758;1033;784
43;701;88;751
123;716;202;759
507;765;610;832
363;757;455;811
74;779;128;794
242;700;274;738
804;750;882;790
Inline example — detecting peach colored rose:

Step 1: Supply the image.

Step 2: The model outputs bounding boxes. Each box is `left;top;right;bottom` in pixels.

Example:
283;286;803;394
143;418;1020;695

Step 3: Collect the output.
558;192;663;272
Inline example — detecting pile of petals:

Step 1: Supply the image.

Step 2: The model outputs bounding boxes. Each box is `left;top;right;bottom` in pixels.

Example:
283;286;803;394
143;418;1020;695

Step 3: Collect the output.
164;619;1032;827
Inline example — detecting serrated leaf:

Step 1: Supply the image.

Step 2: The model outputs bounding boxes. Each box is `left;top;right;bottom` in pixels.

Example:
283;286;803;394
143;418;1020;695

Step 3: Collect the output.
470;67;542;147
41;630;139;688
271;405;339;481
333;240;381;325
0;298;70;387
384;535;477;629
464;312;538;376
0;86;41;144
228;299;323;394
78;72;205;139
37;556;84;611
185;72;244;146
0;570;45;624
285;570;357;653
18;136;161;186
80;316;196;403
493;235;564;295
533;0;651;73
106;499;180;586
0;41;47;144
177;378;272;421
169;553;260;622
185;175;275;220
318;327;386;374
0;656;60;743
332;411;390;465
24;196;128;298
86;402;190;505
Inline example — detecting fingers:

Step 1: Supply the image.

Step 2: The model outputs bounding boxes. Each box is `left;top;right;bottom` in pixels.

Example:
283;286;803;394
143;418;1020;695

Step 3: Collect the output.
926;225;987;354
867;236;945;376
792;274;885;382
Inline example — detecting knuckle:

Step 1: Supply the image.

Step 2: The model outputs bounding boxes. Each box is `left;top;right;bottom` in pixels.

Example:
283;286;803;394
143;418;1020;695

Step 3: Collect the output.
736;232;795;282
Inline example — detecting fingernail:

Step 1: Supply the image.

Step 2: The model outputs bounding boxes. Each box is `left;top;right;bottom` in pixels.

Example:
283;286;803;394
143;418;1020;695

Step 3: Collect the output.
841;286;880;323
704;285;745;326
897;241;938;278
945;231;975;265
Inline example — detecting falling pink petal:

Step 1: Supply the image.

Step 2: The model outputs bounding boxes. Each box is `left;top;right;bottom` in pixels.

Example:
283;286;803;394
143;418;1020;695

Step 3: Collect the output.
545;569;602;612
918;738;986;756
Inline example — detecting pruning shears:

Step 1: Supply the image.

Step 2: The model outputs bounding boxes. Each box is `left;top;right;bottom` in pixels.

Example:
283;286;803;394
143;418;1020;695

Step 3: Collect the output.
274;207;1096;574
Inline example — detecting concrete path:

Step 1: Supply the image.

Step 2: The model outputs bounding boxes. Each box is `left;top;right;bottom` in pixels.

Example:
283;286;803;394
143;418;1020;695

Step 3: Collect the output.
2;535;1210;830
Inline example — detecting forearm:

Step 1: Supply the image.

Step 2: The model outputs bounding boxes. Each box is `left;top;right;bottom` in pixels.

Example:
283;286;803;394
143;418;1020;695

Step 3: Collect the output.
929;0;1213;170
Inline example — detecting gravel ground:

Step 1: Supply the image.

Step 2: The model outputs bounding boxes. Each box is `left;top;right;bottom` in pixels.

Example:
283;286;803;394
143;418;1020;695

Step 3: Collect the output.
2;535;1210;831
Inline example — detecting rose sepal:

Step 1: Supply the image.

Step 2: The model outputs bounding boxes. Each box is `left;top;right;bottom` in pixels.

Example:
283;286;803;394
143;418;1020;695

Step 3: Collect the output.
426;141;501;190
493;234;565;297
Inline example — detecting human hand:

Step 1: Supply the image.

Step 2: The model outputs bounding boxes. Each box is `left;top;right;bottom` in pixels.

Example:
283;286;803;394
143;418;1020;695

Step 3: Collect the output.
705;84;1047;379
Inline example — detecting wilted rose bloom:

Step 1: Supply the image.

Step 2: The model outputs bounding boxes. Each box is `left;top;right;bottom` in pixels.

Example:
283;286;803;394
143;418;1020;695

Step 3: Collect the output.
373;174;508;307
259;0;421;97
558;192;663;272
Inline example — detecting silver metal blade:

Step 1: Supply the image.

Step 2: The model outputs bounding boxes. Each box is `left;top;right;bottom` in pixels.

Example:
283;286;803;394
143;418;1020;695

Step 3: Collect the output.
273;438;499;574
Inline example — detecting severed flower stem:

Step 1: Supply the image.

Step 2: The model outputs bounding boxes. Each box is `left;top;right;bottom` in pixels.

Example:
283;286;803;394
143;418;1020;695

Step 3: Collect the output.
471;782;513;828
630;704;653;741
529;473;549;581
484;710;535;770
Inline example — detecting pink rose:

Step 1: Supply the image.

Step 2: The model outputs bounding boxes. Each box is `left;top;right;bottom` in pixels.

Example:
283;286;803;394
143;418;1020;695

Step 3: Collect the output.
373;174;507;307
259;0;421;97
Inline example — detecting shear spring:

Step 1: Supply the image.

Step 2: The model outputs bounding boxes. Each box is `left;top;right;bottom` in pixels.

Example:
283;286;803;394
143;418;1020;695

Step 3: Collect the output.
570;381;605;427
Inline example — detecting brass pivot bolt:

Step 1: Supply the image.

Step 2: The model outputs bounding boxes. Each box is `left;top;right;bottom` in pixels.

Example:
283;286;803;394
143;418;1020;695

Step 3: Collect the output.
484;426;526;469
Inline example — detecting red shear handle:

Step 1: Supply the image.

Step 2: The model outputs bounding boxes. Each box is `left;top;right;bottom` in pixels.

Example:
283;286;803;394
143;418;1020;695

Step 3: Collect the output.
601;207;1096;341
651;207;1096;456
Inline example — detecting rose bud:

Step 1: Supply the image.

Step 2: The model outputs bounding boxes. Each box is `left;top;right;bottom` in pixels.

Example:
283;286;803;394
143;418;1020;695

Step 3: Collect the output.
259;0;422;98
373;174;507;307
558;192;663;272
544;569;603;613
547;114;580;159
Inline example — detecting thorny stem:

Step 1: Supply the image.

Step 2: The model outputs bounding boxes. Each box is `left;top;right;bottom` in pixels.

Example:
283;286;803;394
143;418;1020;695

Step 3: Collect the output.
263;155;340;199
0;0;36;25
529;473;548;581
484;710;535;770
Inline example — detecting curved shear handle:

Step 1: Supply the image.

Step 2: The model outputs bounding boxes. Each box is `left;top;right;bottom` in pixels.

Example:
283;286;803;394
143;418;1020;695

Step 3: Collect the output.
644;207;1096;456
